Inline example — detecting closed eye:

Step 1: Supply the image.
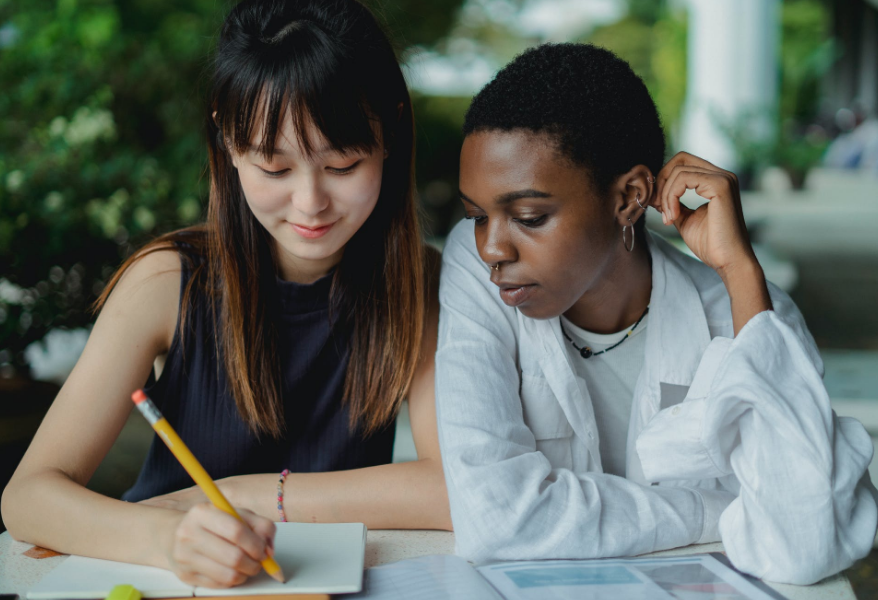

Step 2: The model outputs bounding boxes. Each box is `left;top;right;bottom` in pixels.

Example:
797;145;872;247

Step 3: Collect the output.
257;166;289;178
464;215;487;225
514;215;547;227
327;160;362;175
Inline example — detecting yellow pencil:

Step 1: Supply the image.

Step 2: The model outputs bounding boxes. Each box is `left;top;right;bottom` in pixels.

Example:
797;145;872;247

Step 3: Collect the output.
131;389;285;583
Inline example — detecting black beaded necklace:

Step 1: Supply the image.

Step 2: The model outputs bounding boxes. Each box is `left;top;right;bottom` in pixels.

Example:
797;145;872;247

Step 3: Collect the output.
560;305;650;359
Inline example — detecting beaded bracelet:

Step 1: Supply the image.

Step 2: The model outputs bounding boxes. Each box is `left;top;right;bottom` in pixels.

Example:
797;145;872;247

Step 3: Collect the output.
277;469;290;522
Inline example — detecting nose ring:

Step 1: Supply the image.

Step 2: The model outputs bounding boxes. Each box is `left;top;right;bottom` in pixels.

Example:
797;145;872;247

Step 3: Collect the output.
491;264;500;271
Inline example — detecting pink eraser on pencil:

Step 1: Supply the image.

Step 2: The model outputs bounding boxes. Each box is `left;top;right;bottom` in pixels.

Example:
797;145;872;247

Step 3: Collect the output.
131;389;148;405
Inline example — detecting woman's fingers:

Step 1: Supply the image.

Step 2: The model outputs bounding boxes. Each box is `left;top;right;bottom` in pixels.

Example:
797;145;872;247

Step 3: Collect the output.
238;508;277;555
654;152;736;218
176;552;250;588
661;166;717;223
663;170;735;223
188;525;263;577
170;503;271;588
195;504;271;564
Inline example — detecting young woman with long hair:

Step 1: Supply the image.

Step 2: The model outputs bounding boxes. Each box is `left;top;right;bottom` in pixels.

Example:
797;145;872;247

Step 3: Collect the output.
435;43;877;585
2;0;449;588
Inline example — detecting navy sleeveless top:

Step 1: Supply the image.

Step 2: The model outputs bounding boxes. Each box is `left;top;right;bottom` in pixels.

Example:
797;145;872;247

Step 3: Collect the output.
123;245;395;501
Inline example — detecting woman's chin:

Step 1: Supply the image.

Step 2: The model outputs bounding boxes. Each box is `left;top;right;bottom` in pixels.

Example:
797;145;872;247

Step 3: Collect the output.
516;303;564;321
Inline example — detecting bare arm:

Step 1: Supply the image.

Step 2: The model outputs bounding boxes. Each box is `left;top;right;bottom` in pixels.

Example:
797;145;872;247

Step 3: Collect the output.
0;250;275;587
1;250;184;565
142;246;452;530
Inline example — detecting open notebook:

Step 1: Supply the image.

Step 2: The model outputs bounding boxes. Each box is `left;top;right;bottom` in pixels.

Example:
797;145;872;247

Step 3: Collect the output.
27;522;366;599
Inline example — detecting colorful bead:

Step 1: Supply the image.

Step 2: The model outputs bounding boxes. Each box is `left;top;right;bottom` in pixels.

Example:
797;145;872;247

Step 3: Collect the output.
277;468;290;522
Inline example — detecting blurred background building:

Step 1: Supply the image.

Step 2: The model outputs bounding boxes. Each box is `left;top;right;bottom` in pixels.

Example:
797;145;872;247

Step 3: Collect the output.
1;0;877;586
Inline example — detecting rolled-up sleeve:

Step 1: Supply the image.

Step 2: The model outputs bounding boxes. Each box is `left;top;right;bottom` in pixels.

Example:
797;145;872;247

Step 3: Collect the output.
436;221;734;563
637;299;878;584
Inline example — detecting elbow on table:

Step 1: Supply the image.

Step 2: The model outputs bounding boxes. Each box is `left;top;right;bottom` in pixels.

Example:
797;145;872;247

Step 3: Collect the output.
727;506;877;585
1;478;28;542
751;543;858;586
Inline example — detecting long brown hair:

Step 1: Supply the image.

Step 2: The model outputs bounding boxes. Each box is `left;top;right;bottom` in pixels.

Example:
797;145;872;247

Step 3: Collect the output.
96;0;424;438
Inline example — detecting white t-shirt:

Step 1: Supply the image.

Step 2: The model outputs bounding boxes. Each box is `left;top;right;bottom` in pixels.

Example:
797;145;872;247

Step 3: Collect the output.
559;312;648;477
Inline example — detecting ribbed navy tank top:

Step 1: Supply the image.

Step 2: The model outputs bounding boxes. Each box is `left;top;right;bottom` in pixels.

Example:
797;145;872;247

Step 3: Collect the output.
122;245;394;501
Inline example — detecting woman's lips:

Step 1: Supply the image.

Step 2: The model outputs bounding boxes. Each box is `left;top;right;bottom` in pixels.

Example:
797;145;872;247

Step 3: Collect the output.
498;284;537;307
289;221;335;239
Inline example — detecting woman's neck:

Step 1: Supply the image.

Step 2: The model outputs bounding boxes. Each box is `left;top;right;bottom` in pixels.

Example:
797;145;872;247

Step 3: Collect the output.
275;243;344;284
563;240;652;334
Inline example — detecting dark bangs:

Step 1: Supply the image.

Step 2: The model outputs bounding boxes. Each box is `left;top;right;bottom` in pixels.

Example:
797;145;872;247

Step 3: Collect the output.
212;14;382;161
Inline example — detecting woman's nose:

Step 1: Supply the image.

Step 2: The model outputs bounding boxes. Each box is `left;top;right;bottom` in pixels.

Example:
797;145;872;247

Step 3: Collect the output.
479;220;517;268
291;174;330;217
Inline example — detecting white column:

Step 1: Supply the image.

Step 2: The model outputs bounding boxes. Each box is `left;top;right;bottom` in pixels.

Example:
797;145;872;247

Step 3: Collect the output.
678;0;780;170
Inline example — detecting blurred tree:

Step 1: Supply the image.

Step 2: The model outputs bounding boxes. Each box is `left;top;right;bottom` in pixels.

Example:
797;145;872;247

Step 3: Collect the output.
584;3;688;144
0;0;222;376
365;0;466;49
780;0;835;124
720;0;835;187
411;94;471;239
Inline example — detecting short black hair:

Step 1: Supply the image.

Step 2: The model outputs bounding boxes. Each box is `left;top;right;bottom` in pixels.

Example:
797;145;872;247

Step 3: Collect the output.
463;43;665;196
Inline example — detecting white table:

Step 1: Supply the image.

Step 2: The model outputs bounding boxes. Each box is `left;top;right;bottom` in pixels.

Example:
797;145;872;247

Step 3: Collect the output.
0;530;857;599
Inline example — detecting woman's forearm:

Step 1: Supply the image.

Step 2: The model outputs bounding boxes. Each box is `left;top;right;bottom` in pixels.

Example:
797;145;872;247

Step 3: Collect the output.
2;469;180;568
718;258;773;336
224;459;452;530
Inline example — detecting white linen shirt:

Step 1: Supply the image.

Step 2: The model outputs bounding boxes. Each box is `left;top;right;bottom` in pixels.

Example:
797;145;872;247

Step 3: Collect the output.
435;218;878;585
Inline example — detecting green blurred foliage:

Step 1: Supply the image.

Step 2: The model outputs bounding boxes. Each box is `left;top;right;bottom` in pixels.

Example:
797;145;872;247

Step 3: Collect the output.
0;0;224;374
780;0;835;123
720;0;834;186
584;6;688;143
411;94;471;238
366;0;466;49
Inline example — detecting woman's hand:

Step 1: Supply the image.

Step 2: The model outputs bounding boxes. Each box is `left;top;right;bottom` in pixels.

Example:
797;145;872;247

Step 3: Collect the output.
651;151;772;334
651;151;755;275
162;504;275;588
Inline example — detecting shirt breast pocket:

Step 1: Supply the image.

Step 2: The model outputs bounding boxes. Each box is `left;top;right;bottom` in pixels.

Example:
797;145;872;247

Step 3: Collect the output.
520;373;574;467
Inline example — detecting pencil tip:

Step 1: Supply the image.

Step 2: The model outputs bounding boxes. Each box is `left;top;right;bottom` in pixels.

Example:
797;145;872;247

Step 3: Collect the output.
270;568;285;583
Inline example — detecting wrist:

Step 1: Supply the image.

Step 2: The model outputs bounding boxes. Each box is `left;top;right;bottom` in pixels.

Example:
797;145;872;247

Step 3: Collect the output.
718;256;773;336
149;509;185;570
218;475;243;510
716;255;762;287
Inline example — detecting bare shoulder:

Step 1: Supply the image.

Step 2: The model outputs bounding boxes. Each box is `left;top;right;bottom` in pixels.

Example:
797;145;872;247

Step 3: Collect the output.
98;247;183;355
113;247;182;296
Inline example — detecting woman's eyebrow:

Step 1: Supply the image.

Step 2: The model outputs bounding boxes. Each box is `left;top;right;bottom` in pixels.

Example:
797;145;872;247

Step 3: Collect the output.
459;188;553;208
495;189;552;205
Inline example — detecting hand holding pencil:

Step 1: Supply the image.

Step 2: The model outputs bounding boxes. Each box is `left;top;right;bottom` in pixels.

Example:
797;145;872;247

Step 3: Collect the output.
132;389;285;587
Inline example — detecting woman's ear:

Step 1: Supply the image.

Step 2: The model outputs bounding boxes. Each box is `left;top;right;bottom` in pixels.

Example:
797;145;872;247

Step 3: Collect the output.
613;165;654;226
